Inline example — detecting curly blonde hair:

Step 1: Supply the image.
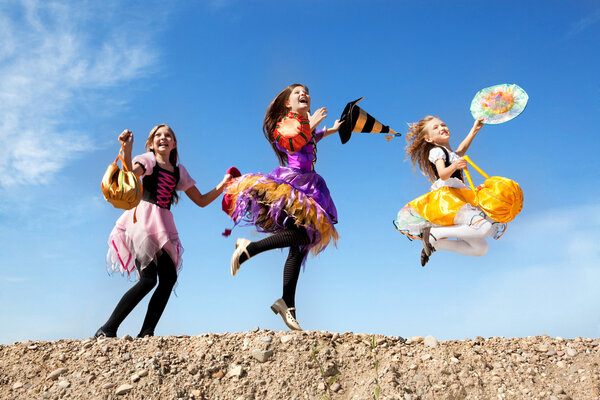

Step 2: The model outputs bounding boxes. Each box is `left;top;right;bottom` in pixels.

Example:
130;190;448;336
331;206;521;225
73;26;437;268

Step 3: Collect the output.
405;116;437;180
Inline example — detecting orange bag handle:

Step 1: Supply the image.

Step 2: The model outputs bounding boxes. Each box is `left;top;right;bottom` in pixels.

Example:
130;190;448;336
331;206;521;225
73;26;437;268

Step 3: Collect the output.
462;155;489;192
114;143;141;223
115;144;131;172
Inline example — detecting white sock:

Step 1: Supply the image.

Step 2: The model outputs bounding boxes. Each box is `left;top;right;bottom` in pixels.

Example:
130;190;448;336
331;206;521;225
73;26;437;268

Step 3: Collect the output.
432;238;489;256
429;220;493;257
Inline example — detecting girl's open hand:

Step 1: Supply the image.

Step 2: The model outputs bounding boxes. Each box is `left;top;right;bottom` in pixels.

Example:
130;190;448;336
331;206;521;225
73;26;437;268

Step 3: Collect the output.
308;107;327;130
331;119;343;133
118;129;133;149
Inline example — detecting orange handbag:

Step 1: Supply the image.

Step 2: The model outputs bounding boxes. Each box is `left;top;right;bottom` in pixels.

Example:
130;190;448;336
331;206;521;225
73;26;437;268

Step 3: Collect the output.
101;144;143;211
462;156;523;223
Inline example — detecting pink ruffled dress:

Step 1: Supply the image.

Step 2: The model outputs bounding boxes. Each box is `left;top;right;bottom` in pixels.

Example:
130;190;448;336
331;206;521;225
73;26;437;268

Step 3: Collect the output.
106;152;196;277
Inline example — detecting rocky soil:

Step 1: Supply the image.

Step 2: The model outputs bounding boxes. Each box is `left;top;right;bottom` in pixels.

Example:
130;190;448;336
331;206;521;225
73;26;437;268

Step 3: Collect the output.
1;331;599;400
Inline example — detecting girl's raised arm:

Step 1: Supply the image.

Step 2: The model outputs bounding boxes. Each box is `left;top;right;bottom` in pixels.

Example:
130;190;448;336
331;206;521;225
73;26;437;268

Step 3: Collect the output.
118;129;145;177
308;107;343;138
456;118;484;156
185;173;233;208
322;119;343;138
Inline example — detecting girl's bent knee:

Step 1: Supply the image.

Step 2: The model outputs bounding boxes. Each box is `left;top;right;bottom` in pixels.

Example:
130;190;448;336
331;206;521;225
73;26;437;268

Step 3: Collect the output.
473;220;493;239
474;242;488;257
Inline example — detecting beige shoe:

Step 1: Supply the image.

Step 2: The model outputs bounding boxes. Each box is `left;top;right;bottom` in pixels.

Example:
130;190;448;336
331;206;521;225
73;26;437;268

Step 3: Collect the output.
230;238;251;276
270;298;302;331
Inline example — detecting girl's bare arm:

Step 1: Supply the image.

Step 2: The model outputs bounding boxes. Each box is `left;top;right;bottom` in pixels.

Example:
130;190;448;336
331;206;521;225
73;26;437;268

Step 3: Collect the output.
456;118;484;156
185;174;232;208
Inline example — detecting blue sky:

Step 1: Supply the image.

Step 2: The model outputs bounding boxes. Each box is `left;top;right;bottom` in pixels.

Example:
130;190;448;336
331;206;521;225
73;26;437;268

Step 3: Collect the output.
1;0;599;344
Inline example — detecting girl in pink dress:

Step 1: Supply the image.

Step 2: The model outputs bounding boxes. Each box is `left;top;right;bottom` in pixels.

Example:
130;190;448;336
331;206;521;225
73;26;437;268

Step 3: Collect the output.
95;125;232;338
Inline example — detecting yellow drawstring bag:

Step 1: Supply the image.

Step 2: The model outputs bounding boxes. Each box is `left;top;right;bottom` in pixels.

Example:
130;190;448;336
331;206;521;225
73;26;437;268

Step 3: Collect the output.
101;144;143;211
462;156;523;223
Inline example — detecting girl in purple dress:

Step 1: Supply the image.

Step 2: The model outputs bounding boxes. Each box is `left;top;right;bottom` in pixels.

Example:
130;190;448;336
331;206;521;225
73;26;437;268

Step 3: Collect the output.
96;125;232;338
224;84;341;330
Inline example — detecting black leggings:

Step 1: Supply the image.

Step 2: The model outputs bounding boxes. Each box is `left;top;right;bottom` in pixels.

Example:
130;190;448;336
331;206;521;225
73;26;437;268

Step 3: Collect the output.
245;222;310;308
102;250;177;337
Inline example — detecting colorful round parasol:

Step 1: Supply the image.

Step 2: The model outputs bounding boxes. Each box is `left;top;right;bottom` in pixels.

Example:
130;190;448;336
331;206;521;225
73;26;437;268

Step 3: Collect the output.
470;83;528;124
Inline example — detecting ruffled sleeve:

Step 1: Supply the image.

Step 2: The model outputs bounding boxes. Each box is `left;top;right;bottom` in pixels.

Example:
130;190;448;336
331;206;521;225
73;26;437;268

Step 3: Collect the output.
313;127;326;143
132;152;156;177
273;112;312;153
176;164;196;192
428;147;447;164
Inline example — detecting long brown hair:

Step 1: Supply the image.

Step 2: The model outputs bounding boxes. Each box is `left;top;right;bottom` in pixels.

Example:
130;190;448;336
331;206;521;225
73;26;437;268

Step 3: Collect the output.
263;83;307;166
405;116;438;181
145;124;180;205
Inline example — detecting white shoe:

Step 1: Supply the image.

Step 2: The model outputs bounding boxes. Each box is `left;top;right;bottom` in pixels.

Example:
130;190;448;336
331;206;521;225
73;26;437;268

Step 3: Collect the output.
270;298;302;331
492;222;507;239
230;238;251;276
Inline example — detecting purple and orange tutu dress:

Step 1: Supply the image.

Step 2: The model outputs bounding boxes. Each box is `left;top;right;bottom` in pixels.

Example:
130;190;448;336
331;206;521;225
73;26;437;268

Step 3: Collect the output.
224;114;338;256
106;152;196;277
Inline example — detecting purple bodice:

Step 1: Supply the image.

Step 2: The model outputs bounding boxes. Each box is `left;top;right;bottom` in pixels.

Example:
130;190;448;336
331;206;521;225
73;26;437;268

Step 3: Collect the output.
277;128;325;172
270;128;336;223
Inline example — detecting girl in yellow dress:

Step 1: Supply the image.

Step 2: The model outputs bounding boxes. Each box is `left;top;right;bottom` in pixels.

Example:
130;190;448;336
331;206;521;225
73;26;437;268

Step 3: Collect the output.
394;116;506;266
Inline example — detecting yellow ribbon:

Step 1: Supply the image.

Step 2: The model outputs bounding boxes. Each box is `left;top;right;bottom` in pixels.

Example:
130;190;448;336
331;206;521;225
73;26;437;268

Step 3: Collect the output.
462;155;489;191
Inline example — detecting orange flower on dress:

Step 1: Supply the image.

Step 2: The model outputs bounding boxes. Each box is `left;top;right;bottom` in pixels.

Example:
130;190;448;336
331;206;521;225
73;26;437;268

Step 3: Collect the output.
273;112;312;153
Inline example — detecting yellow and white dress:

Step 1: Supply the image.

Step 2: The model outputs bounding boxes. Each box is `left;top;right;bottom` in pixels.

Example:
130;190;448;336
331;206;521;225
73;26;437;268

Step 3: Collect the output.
395;146;505;240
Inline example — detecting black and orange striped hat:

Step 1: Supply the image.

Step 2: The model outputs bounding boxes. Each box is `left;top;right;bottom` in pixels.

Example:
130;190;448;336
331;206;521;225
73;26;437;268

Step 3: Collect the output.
338;97;400;144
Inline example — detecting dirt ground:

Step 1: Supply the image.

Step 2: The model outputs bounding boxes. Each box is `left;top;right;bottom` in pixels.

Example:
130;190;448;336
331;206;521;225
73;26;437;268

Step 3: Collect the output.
1;331;599;399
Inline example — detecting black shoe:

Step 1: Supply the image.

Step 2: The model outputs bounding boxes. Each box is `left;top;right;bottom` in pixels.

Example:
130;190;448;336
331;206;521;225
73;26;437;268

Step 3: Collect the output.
420;227;436;267
94;327;116;338
420;244;436;267
420;248;430;266
137;331;154;338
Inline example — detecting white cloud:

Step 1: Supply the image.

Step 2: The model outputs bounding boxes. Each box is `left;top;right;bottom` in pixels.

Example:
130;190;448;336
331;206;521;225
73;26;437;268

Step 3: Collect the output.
462;202;600;338
0;0;161;187
506;203;600;262
516;203;600;231
0;276;29;283
464;259;600;338
562;9;600;41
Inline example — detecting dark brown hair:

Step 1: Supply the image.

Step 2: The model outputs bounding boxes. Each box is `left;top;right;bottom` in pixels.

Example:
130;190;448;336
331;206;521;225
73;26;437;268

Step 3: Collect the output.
262;84;307;166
